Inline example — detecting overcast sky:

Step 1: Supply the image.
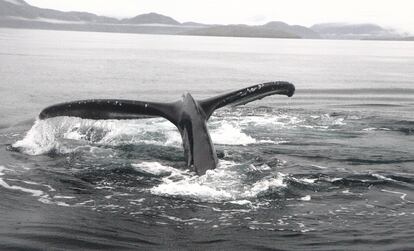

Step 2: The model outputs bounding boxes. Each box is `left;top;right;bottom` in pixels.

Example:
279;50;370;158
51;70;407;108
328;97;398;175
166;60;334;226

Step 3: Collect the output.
27;0;414;33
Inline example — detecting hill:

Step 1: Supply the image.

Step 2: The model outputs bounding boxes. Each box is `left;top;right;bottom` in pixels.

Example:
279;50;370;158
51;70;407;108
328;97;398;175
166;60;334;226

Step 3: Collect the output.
121;12;180;25
0;0;118;23
0;0;305;39
0;0;411;40
310;23;401;39
0;0;192;34
183;24;300;39
264;21;320;39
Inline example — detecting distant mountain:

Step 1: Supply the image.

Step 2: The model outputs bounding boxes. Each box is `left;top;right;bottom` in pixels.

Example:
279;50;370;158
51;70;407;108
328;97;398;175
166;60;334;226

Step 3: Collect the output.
0;0;304;39
121;12;180;25
0;0;193;34
0;0;411;40
183;21;321;39
310;23;401;39
264;21;320;39
0;0;176;25
0;0;118;23
183;24;299;39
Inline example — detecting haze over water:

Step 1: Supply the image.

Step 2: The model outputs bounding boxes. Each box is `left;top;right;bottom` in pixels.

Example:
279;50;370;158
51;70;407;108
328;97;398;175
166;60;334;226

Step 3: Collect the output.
0;28;413;250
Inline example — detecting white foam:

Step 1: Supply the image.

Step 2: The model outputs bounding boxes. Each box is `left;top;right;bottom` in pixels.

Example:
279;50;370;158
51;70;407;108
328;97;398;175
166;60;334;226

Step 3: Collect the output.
132;162;180;176
150;161;286;201
243;175;286;197
381;189;413;203
237;114;303;128
38;197;70;207
97;118;180;147
301;178;317;184
249;164;271;171
237;113;345;130
363;127;391;131
300;195;311;201
0;178;67;206
0;179;44;197
0;165;8;176
76;200;95;206
128;198;145;203
54;195;75;199
292;177;317;184
154;181;233;200
258;139;289;144
12;119;59;155
372;173;395;182
210;122;256;145
0;166;70;207
161;215;206;223
230;200;253;206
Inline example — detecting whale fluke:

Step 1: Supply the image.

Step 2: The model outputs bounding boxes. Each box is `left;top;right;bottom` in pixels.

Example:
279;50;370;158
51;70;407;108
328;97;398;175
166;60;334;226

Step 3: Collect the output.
200;81;295;119
39;81;295;175
39;99;182;125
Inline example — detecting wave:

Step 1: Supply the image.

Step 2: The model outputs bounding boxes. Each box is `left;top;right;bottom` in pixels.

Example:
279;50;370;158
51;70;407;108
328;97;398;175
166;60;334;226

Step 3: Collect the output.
0;165;70;207
367;119;414;135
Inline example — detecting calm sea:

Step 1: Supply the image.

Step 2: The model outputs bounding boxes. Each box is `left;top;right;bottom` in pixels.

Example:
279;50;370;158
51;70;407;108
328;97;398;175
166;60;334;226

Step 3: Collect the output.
0;28;413;250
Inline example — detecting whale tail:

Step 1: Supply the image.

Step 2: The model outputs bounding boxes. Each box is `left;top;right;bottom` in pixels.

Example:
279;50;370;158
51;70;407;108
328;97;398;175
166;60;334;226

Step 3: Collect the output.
39;81;295;175
39;99;181;125
40;81;295;123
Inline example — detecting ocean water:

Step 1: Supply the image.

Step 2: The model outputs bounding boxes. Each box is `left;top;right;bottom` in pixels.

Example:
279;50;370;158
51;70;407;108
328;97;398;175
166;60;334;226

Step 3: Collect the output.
0;28;413;250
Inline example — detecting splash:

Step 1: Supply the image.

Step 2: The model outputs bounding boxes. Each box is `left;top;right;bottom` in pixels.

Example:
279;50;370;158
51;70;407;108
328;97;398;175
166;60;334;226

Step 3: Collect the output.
12;110;347;156
132;162;181;176
12;119;59;155
12;116;263;155
210;122;256;145
149;161;287;202
12;117;181;155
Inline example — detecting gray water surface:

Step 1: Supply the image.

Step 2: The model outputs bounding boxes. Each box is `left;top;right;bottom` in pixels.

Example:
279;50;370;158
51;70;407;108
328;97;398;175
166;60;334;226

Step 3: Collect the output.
0;28;413;250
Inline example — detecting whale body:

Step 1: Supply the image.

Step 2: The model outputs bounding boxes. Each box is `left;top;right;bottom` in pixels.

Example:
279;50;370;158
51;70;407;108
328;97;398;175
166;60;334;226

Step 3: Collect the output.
39;82;295;175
